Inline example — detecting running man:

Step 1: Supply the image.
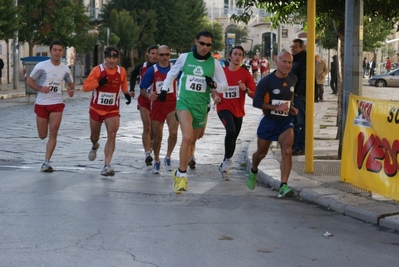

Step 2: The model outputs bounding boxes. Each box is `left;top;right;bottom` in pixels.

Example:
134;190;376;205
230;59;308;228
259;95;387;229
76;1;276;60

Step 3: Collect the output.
129;45;158;166
215;45;256;180
83;46;131;176
247;51;298;198
26;40;75;172
140;45;178;174
160;30;228;193
260;56;269;78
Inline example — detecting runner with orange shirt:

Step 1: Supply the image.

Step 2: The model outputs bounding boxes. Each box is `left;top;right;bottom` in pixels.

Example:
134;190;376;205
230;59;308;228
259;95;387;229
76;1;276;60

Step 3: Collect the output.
83;46;132;176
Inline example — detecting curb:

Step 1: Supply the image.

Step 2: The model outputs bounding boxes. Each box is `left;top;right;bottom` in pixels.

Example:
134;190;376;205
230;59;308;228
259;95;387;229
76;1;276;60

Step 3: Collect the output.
245;139;399;231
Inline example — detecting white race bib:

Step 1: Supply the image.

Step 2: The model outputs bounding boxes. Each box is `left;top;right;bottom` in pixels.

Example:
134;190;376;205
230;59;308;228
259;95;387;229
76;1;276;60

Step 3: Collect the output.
47;80;62;94
223;86;240;99
271;99;290;116
185;75;206;93
97;91;116;106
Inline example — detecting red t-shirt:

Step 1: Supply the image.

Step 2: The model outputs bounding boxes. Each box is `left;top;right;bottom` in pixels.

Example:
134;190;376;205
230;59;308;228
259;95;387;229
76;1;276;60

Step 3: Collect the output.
217;67;256;117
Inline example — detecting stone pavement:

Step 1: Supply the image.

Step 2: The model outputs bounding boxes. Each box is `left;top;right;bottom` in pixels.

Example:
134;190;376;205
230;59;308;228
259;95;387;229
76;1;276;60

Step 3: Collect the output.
1;80;399;231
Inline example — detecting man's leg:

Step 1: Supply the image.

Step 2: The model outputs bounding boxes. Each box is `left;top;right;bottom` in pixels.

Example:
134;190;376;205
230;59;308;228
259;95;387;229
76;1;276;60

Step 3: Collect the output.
139;106;152;165
89;115;102;161
45;112;63;162
319;84;324;101
151;120;164;163
165;111;178;159
277;127;295;197
246;137;271;190
278;128;294;184
163;112;178;172
103;116;120;167
176;110;194;172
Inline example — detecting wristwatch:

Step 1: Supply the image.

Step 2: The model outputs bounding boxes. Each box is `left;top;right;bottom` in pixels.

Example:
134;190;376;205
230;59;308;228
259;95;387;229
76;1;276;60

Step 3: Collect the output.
245;88;249;93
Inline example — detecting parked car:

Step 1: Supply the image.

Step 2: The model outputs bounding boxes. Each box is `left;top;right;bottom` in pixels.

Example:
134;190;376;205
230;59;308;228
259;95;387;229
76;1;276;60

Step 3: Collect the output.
219;58;229;68
368;68;399;87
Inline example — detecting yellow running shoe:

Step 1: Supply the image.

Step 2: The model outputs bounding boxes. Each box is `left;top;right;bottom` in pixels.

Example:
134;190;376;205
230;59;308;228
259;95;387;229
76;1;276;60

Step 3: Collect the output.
173;170;188;193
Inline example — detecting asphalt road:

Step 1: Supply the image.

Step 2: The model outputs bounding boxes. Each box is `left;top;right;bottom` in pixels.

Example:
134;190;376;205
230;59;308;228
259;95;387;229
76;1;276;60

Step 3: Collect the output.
0;89;399;266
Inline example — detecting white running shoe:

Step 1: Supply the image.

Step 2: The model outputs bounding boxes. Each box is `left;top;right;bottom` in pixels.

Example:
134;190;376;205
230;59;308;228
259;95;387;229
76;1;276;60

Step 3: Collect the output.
101;165;115;177
89;143;100;161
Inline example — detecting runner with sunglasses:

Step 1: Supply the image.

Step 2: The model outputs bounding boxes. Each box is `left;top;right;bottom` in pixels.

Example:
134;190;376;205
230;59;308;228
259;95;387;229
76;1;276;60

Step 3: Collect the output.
140;45;178;174
160;30;228;193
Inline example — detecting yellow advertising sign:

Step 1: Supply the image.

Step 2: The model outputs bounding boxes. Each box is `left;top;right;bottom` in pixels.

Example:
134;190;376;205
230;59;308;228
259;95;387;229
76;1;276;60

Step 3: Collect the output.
341;94;399;201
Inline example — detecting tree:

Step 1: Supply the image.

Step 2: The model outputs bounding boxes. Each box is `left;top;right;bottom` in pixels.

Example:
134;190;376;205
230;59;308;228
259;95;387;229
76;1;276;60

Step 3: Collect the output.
0;0;19;41
203;21;225;52
100;0;218;58
232;0;399;157
18;0;90;56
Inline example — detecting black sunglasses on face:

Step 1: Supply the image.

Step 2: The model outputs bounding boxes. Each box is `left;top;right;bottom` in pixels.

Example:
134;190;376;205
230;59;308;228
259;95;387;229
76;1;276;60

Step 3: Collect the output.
159;53;171;57
198;41;212;47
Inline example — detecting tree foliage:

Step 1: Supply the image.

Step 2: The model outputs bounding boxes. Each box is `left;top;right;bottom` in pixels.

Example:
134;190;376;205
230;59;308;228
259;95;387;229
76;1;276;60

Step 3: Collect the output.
233;0;399;156
100;0;217;59
18;0;91;56
202;21;225;52
0;0;19;41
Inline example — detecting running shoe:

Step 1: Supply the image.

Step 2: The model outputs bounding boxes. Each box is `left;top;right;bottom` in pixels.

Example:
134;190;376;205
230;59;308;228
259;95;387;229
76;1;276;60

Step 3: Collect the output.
218;158;231;181
278;184;294;198
246;170;257;190
40;162;53;173
173;170;187;194
188;156;196;169
153;161;161;174
164;157;172;171
101;165;115;177
89;143;100;161
145;154;153;166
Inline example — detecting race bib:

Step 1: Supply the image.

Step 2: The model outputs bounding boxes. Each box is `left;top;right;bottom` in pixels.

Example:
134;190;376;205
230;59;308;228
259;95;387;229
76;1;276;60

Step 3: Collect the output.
97;91;116;106
271;99;290;116
223;86;240;99
185;75;206;93
47;80;62;94
155;81;174;94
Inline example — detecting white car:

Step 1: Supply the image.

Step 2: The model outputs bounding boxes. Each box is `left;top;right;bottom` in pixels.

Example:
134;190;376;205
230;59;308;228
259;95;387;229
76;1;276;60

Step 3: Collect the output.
368;68;399;87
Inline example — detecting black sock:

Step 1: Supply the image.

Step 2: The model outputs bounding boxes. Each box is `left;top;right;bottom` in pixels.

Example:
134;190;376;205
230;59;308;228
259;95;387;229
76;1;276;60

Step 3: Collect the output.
280;182;287;188
178;168;187;174
251;168;258;174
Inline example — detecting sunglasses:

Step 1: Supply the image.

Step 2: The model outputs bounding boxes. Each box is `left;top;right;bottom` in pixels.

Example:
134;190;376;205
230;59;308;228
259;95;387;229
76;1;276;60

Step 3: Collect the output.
198;41;212;47
159;53;171;57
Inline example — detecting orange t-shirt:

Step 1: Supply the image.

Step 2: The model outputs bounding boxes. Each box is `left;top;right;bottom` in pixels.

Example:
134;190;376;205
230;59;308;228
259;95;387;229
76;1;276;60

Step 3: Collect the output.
83;64;128;115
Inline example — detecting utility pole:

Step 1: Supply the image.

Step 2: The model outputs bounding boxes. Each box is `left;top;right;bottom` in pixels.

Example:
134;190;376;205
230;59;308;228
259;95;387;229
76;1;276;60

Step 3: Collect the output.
13;0;19;89
340;0;363;156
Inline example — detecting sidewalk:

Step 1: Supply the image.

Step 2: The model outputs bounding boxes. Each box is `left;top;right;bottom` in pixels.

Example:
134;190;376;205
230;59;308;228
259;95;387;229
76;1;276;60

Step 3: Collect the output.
244;83;399;231
1;81;399;231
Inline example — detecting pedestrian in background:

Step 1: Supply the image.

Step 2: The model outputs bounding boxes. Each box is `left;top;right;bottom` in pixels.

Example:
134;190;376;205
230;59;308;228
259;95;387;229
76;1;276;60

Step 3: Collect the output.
330;55;338;95
0;57;4;89
362;57;367;78
129;45;158;166
83;46;131;177
26;40;75;172
249;55;260;83
385;57;392;74
290;38;307;156
260;56;269;78
247;51;298;197
314;54;328;103
369;58;376;77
